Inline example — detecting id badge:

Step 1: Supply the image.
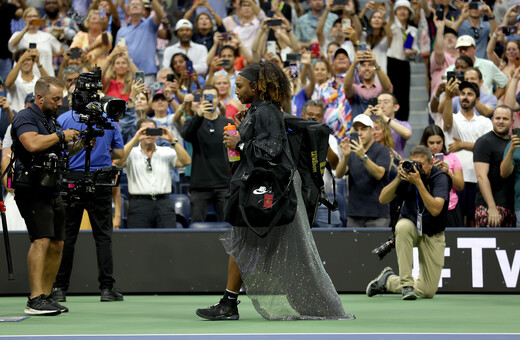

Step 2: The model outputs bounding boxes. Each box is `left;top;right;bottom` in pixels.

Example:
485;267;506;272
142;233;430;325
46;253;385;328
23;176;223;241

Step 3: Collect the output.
416;212;423;236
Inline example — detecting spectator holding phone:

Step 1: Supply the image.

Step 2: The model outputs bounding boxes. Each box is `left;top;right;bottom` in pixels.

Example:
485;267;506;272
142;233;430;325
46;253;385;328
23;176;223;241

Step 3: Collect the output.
430;16;458;102
183;0;226;52
101;45;138;101
89;0;121;39
223;0;266;54
9;7;63;77
296;0;339;46
206;42;242;97
41;0;79;46
162;19;209;77
450;1;496;59
420;125;465;226
5;48;47;112
336;114;391;228
500;122;520;228
169;52;205;94
343;49;393;119
114;118;191;228
181;85;234;223
70;9;112;68
115;0;163;83
487;34;520;79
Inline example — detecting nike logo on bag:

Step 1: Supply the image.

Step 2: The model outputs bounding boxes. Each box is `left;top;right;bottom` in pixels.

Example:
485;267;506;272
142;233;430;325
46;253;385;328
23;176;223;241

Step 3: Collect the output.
253;186;268;194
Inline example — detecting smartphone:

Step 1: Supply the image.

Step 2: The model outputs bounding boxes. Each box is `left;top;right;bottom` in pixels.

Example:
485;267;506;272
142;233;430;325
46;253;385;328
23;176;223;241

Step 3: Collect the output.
289;64;299;78
31;19;45;26
469;1;481;10
220;59;231;67
220;32;231;41
146;128;163;136
513;128;520;137
434;153;444;161
350;132;359;144
167;74;175;82
447;71;456;83
515;57;520;69
203;93;213;105
358;44;367;51
70;47;82;59
342;18;351;30
368;97;378;107
373;2;386;9
286;53;302;62
193;93;202;102
186;60;194;75
266;40;277;56
334;0;347;5
310;43;320;58
29;42;37;49
435;5;444;20
266;19;282;27
117;37;126;46
135;71;145;84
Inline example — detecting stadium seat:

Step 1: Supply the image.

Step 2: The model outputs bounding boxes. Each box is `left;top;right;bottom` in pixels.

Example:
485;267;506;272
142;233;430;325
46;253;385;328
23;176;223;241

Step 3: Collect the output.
170;194;190;228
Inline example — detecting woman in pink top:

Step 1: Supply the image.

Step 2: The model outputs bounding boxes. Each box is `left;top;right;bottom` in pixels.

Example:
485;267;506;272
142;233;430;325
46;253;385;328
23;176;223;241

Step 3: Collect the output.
420;125;465;227
100;45;138;101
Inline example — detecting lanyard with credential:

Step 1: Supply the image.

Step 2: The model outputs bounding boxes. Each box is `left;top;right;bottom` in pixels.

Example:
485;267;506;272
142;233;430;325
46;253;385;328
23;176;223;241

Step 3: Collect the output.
415;187;425;236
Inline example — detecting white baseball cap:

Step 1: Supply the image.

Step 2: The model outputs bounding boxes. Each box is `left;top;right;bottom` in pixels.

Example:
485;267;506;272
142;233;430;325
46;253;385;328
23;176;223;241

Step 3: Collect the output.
393;0;415;18
352;114;374;128
175;19;193;31
455;35;476;49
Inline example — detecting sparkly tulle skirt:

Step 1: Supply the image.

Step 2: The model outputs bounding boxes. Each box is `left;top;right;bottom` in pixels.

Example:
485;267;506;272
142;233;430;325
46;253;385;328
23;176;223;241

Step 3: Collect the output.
220;172;354;320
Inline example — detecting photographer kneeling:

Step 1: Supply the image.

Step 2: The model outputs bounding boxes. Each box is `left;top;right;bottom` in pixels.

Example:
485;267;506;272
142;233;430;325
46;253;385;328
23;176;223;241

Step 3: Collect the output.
11;76;83;315
366;145;451;301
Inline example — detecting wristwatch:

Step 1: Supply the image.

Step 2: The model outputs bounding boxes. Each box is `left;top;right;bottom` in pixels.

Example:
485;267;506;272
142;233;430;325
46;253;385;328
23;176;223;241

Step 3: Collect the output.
362;154;368;163
171;139;178;146
374;66;381;71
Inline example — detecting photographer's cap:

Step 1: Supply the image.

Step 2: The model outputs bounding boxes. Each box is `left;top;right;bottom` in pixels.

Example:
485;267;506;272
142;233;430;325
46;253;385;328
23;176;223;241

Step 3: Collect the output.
24;92;35;104
459;80;480;98
352;114;373;128
455;35;476;49
175;19;193;32
152;91;167;102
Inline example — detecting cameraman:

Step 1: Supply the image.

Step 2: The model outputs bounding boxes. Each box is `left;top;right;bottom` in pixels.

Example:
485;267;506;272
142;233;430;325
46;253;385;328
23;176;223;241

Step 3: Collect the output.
51;89;125;303
11;76;81;315
367;145;450;300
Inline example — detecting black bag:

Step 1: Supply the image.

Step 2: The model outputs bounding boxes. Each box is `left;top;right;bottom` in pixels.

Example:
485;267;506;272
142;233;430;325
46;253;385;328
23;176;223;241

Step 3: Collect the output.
283;114;336;226
224;154;297;238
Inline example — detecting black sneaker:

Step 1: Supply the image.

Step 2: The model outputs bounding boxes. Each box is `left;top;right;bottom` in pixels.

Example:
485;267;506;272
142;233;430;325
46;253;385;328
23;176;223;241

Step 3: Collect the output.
100;288;124;302
24;294;61;316
46;295;69;313
196;299;240;320
402;286;418;300
366;267;394;297
51;287;66;302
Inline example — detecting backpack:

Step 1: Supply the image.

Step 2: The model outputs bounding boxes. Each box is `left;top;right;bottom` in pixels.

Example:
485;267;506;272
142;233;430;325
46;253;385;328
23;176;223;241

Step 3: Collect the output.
283;114;337;226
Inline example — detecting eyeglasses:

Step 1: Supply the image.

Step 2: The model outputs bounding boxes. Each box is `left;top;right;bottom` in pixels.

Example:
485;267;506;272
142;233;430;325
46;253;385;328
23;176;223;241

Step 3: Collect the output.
471;27;479;40
146;158;152;173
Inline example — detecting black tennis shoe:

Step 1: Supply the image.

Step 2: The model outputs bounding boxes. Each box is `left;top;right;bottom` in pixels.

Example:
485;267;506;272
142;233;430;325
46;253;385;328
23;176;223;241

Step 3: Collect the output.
196;299;240;320
24;294;61;316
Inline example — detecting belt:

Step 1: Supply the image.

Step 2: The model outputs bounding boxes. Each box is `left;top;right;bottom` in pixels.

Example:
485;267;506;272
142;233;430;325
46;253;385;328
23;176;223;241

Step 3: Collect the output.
130;194;168;200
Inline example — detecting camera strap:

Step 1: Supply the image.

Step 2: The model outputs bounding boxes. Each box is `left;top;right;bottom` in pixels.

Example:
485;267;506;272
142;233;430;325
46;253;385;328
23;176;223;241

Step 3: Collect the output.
29;107;63;136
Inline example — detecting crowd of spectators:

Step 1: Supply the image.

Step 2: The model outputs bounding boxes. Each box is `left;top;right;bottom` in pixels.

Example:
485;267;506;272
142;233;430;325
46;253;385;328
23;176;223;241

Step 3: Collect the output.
2;0;520;229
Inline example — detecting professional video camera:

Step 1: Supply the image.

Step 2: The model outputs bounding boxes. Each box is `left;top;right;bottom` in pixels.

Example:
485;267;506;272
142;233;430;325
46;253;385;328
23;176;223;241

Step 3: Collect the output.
72;67;126;131
62;67;124;204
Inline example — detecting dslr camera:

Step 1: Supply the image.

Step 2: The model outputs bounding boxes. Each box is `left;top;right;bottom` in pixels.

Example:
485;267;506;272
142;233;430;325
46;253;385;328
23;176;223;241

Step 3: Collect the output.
402;160;423;173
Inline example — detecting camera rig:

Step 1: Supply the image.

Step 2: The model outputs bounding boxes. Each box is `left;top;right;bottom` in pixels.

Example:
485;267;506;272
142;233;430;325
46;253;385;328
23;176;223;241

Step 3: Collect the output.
63;67;126;204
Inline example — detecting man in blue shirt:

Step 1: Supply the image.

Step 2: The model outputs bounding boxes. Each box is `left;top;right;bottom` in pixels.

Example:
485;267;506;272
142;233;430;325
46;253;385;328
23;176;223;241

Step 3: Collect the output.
295;0;338;45
52;108;125;303
115;0;164;82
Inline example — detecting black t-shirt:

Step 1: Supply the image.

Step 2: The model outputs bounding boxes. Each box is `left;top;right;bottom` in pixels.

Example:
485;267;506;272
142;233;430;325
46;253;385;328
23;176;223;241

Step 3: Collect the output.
180;114;233;189
0;3;19;59
347;141;391;218
474;131;515;209
396;167;451;235
11;104;62;171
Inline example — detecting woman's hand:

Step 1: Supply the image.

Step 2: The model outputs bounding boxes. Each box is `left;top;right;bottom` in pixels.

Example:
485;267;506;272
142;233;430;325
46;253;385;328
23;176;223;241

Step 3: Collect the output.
223;130;241;149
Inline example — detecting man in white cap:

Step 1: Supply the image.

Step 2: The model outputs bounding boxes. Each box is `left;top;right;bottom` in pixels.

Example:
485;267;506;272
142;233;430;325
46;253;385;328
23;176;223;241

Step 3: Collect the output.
444;35;508;98
162;19;209;76
336;114;391;228
115;0;164;83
